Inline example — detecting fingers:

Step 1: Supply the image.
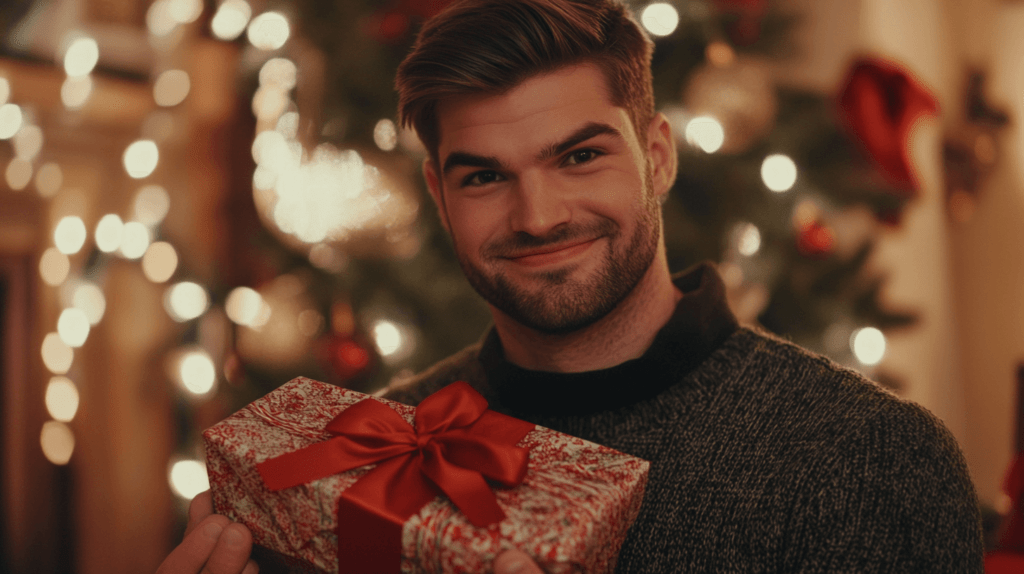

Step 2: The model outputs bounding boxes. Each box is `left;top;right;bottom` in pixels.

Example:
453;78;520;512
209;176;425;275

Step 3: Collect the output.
157;515;230;574
493;549;544;574
198;522;254;574
186;491;215;537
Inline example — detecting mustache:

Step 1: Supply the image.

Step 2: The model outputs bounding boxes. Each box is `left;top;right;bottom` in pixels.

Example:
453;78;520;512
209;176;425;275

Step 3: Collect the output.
482;220;618;259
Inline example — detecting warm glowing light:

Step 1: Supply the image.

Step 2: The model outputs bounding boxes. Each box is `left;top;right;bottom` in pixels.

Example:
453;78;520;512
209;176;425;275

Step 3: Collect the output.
142;241;179;283
35;163;63;198
41;332;74;374
153;69;190;107
168;0;203;23
119;221;150;259
165;282;209;322
133;185;171;226
247;12;290;51
276;111;299;138
737;223;761;256
251;86;289;120
0;77;9;105
706;41;736;68
225;287;271;328
5;158;32;190
39;248;70;286
178;350;216;395
54;216;87;255
851;327;886;366
73;283;106;325
258;58;297;90
94;214;124;253
372;320;403;357
40;421;75;465
211;0;252;41
61;76;93;109
58;308;90;347
147;0;178;36
685;116;724;153
123;140;159;179
0;103;23;139
761;154;798;192
374;119;398;151
168;458;210;499
45;377;80;422
641;3;680;37
13;124;43;160
252;129;287;164
63;37;99;77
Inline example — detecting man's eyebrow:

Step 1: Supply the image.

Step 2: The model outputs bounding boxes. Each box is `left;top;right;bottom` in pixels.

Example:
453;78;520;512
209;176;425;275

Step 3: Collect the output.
442;152;508;177
538;122;623;161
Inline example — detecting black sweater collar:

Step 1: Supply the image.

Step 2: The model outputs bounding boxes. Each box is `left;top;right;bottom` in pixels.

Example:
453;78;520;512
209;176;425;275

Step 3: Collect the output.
479;263;739;417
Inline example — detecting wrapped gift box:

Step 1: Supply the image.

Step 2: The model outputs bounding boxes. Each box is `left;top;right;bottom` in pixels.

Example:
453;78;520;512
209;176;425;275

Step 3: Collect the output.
203;377;649;574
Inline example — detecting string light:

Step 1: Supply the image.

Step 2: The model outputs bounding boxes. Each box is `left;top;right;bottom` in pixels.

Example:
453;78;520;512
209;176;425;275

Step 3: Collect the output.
851;327;886;366
54;216;88;255
45;377;80;422
41;332;74;374
40;421;75;465
258;58;297;90
168;458;210;499
225;287;271;328
35;163;63;198
761;154;798;192
95;214;125;253
275;111;299;138
685;116;724;153
251;86;289;121
176;349;217;395
147;0;178;37
13;124;43;160
133;185;171;226
211;0;252;41
247;12;290;51
120;221;151;259
39;248;70;286
153;70;191;107
373;119;398;151
61;76;93;110
63;36;99;77
141;241;179;283
640;3;680;37
5;158;32;190
72;282;106;325
57;308;90;348
123;140;160;179
165;281;209;322
167;0;203;24
736;223;761;256
0;103;23;139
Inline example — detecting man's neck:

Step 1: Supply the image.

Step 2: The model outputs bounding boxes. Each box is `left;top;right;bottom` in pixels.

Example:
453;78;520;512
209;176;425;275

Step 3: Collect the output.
491;248;682;373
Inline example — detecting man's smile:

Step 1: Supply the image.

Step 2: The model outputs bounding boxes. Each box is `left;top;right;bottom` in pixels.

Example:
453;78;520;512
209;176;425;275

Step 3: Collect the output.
501;237;601;268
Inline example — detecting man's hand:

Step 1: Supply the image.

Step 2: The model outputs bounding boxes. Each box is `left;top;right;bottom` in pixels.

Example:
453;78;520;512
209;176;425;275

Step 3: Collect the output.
156;490;258;574
494;549;544;574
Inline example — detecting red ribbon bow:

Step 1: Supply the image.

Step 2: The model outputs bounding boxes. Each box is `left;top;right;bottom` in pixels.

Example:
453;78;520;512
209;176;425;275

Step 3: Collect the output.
256;381;535;574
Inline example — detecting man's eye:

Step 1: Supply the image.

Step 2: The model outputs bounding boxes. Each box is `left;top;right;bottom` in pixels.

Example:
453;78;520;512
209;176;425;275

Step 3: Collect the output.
564;149;600;166
464;171;503;186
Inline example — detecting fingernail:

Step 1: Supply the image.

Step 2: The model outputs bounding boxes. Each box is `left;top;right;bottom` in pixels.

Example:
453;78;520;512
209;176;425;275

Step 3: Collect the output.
223;525;246;546
201;521;224;539
242;559;260;574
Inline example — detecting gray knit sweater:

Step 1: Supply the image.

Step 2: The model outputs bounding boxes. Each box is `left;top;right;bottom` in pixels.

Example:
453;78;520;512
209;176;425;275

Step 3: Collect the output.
383;265;983;572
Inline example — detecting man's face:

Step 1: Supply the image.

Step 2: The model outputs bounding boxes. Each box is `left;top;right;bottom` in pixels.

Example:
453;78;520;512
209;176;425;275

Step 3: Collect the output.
424;64;671;334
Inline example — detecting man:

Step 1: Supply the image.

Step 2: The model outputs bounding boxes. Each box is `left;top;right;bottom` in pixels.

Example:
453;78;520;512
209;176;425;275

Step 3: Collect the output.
160;0;983;572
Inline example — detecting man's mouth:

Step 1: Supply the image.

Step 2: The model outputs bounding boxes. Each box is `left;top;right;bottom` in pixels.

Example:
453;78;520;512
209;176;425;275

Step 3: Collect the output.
502;237;600;268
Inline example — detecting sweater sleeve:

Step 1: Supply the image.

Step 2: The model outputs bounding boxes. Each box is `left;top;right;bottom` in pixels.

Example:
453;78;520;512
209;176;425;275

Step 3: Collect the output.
784;399;984;573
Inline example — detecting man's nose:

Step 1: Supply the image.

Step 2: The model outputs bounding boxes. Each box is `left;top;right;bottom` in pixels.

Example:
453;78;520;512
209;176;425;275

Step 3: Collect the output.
510;172;571;237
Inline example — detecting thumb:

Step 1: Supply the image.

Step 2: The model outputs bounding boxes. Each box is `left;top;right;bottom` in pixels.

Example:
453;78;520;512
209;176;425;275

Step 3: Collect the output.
493;549;544;574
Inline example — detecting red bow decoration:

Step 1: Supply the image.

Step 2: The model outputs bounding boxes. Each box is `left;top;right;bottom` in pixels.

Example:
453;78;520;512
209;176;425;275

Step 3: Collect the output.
256;382;535;574
838;57;939;197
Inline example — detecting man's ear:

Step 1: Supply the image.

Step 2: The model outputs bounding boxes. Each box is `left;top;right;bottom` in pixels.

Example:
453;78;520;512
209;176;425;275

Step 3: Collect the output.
646;112;677;201
422;157;451;234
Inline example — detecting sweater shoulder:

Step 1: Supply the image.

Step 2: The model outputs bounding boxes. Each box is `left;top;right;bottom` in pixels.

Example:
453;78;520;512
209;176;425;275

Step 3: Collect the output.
380;341;488;406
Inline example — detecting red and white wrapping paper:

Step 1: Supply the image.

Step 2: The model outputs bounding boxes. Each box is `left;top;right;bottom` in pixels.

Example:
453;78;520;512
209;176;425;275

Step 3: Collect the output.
203;377;649;573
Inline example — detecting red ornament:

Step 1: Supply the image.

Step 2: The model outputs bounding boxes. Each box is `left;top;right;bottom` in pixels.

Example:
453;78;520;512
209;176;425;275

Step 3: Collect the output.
838;57;939;197
797;221;835;258
319;334;372;382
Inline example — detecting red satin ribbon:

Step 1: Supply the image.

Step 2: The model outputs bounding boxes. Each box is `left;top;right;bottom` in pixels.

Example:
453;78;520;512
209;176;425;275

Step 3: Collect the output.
256;381;535;574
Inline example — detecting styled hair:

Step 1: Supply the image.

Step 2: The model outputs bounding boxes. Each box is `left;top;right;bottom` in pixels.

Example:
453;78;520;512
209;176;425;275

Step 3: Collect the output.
396;0;655;161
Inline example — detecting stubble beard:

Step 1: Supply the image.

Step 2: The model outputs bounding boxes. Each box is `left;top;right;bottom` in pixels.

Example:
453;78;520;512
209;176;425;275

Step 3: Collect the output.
453;180;662;335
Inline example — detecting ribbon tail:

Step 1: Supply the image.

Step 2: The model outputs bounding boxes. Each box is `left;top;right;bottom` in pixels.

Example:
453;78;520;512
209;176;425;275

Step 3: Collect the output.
422;449;506;528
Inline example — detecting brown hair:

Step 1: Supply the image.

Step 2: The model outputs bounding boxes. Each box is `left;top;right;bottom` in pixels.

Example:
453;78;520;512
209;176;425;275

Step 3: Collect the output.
396;0;655;162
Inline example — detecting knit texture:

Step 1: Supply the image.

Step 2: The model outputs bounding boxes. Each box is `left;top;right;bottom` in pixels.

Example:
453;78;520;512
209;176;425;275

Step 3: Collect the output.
383;267;984;572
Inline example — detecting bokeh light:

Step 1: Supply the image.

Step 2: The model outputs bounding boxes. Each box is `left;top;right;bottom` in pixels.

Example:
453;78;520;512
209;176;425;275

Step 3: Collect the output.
247;12;290;51
276;111;299;138
147;0;178;36
123;140;159;179
168;458;210;499
94;214;125;253
54;216;88;255
640;3;680;37
225;286;271;328
39;248;70;286
141;241;179;283
13;124;43;160
57;308;90;348
251;86;289;121
41;332;74;374
45;376;80;422
761;154;798;192
684;116;724;153
211;0;252;40
374;119;398;151
737;223;761;256
40;421;75;465
177;350;216;395
35;163;63;198
259;58;297;90
165;281;209;322
851;327;886;366
168;0;203;24
0;103;23;139
153;69;190;107
372;320;403;357
61;76;93;109
120;221;151;259
63;37;99;77
133;185;171;226
5;158;32;190
73;282;106;325
0;77;9;105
